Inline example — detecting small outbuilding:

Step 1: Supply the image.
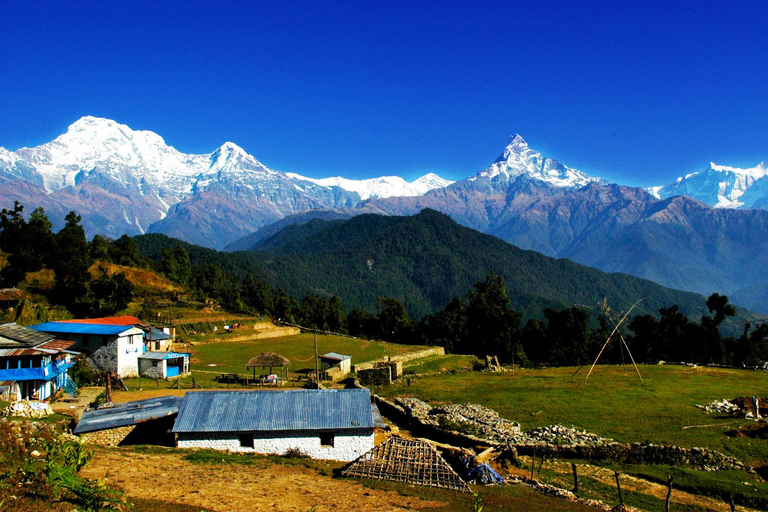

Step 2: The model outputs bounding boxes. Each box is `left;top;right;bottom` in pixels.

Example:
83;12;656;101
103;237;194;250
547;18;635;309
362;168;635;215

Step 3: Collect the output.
172;388;375;461
138;352;190;379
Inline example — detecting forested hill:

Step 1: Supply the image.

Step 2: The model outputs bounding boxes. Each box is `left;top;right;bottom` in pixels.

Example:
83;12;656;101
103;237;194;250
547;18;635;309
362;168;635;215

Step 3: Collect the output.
138;208;713;320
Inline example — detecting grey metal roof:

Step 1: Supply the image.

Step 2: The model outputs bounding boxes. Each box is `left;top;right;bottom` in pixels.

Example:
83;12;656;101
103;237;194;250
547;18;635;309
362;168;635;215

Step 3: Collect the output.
172;388;373;434
321;352;351;361
0;323;55;348
139;351;189;361
74;395;183;434
147;328;173;341
32;322;142;336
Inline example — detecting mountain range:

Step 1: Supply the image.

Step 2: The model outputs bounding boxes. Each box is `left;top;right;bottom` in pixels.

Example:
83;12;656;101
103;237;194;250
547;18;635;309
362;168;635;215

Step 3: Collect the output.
1;117;767;313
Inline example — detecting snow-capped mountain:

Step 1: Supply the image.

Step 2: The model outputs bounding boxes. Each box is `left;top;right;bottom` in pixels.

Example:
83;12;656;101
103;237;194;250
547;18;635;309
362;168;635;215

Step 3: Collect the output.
651;159;768;209
285;172;453;200
472;134;603;188
0;116;451;247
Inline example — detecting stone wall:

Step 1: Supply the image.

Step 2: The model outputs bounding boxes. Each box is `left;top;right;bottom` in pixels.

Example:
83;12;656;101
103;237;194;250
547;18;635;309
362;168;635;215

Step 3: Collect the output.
353;347;444;372
80;425;135;446
375;395;749;471
177;429;374;462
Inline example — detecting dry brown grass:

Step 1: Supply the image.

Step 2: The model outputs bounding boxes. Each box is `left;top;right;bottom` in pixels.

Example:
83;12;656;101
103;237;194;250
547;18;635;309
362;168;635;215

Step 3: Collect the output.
22;268;56;292
89;261;183;293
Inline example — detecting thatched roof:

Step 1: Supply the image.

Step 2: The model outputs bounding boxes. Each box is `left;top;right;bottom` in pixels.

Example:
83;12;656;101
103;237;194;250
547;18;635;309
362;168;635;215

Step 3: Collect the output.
246;352;290;367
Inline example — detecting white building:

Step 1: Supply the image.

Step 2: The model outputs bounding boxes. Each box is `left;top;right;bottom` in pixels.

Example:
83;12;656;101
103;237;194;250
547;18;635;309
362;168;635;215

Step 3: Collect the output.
173;389;375;461
31;322;145;378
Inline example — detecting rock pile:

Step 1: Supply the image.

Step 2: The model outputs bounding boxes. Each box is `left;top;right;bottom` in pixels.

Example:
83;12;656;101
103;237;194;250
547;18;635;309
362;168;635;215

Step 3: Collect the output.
394;398;521;442
696;399;741;415
1;400;54;418
519;425;613;447
79;425;135;446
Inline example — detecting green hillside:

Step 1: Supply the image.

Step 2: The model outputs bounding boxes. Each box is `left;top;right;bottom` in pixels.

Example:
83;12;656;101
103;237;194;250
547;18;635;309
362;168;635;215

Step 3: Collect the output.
137;209;712;320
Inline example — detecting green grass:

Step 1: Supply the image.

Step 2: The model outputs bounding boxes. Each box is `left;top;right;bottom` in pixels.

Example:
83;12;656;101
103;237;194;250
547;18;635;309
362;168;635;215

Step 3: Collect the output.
377;364;768;468
188;332;425;374
622;465;768;509
403;354;480;374
122;332;428;389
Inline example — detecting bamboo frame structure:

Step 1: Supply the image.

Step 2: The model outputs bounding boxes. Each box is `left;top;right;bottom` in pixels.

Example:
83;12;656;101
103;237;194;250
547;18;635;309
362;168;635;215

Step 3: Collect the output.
342;436;471;492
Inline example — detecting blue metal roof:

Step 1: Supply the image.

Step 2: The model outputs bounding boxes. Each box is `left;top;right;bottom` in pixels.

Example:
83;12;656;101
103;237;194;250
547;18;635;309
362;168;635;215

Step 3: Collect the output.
172;388;373;434
74;395;183;434
139;351;189;361
31;322;139;336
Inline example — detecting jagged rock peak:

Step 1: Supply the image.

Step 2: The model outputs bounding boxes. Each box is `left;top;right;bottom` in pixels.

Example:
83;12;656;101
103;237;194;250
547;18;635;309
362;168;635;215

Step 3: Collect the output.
477;134;601;188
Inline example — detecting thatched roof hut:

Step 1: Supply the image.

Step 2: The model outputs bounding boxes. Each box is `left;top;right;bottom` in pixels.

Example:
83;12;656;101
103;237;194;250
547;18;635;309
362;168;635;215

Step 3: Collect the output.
246;352;290;368
245;352;290;385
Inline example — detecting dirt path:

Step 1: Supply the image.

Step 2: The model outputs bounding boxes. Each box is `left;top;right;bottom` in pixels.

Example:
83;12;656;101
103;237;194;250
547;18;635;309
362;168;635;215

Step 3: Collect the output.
81;448;448;512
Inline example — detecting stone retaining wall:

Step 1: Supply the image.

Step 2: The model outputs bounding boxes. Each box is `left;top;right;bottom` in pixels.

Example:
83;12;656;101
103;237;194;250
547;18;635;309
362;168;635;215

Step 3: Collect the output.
353;347;445;372
80;425;135;446
374;395;748;471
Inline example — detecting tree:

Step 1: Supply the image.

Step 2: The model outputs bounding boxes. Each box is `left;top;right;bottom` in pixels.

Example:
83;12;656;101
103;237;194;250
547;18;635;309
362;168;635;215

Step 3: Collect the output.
89;268;135;316
89;234;112;262
543;308;591;366
347;308;376;338
51;211;92;311
377;297;411;342
89;340;119;404
242;275;274;315
464;273;521;361
701;293;737;364
0;203;54;286
327;296;347;333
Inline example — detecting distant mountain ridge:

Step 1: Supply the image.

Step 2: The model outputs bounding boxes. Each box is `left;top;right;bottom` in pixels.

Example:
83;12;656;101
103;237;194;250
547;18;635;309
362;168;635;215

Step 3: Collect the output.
0;116;450;247
139;209;721;322
3;117;768;312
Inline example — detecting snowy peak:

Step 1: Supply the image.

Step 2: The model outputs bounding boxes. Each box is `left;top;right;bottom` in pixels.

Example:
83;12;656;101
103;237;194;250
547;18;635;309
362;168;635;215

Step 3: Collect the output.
285;172;453;200
475;135;601;188
653;158;768;209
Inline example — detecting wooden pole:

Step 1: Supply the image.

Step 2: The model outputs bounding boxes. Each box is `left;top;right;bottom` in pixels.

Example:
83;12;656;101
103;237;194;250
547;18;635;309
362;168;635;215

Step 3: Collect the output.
314;329;319;389
586;298;644;382
571;463;579;495
665;475;673;512
614;471;624;506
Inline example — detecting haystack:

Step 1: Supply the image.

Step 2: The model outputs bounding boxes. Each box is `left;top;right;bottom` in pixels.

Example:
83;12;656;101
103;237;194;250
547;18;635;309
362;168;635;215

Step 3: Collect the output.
342;436;471;492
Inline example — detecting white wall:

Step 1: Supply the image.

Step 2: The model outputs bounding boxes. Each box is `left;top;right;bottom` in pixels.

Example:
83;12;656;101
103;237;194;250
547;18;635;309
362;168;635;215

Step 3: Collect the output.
116;332;144;378
177;429;374;462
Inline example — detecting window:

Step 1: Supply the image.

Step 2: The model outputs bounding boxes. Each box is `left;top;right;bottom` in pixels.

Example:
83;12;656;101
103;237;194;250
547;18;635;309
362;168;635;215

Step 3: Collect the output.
320;433;335;447
238;433;253;448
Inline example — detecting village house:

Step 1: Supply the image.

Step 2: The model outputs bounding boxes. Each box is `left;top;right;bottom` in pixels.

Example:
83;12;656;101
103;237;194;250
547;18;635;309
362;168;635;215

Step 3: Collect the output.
172;388;375;461
62;316;176;350
0;323;77;402
319;352;352;382
138;351;191;380
31;321;144;378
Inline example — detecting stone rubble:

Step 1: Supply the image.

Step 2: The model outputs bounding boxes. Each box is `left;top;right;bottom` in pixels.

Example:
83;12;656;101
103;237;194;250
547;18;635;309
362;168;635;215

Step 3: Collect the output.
1;400;54;418
695;399;741;415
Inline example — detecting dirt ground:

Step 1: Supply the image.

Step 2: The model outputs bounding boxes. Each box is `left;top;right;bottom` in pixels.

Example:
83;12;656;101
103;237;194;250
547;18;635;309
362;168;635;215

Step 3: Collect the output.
80;448;448;512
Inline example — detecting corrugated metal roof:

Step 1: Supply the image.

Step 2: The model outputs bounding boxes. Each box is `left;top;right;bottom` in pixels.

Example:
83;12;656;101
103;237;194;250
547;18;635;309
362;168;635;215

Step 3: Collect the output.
31;322;142;336
321;352;351;361
0;323;55;348
147;328;173;341
139;351;189;361
172;389;373;434
74;395;182;434
62;316;149;328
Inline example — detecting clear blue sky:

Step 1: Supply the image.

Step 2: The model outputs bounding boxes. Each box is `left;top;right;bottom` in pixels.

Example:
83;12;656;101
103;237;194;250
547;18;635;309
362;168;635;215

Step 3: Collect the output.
1;1;766;186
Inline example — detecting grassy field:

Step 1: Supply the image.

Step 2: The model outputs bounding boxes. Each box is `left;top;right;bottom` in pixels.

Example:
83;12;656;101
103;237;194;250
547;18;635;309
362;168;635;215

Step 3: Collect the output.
403;354;481;374
377;364;768;468
122;332;428;389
